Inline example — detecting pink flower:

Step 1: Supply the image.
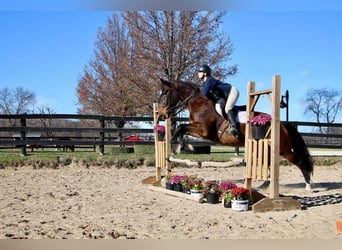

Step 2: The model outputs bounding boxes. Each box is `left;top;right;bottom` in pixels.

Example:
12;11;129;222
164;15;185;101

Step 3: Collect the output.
248;114;272;126
153;125;165;132
219;181;237;191
169;175;186;185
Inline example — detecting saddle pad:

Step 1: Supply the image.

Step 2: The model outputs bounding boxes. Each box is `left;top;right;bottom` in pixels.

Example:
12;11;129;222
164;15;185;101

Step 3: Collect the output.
237;111;247;124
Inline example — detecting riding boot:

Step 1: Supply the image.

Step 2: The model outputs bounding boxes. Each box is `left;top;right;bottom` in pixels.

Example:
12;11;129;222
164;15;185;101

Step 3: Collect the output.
227;110;241;138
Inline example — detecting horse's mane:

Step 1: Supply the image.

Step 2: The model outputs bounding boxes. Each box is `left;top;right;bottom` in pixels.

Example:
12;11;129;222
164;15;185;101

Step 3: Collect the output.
172;79;200;93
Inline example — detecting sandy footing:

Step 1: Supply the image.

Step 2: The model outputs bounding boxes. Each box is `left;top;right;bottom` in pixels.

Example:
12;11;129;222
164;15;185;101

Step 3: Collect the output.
0;163;341;239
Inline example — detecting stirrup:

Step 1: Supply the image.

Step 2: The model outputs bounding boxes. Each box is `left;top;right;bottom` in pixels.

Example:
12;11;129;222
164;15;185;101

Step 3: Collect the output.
228;127;240;138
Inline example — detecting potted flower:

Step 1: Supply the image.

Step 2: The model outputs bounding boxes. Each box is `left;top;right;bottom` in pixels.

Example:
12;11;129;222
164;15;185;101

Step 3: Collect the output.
221;190;234;208
153;124;166;141
189;178;203;197
180;176;191;194
169;175;186;192
165;172;174;190
247;113;272;140
230;187;251;211
219;181;237;208
202;181;222;204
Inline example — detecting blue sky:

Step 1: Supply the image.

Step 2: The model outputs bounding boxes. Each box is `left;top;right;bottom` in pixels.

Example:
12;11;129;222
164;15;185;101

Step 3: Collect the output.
0;1;341;123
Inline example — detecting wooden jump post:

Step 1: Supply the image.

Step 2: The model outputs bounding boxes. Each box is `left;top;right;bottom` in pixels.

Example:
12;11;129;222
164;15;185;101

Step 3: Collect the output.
153;103;172;182
151;103;205;203
245;75;301;212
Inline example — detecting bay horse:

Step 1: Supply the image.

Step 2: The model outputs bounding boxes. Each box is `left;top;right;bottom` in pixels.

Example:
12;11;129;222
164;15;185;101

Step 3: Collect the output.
158;78;314;190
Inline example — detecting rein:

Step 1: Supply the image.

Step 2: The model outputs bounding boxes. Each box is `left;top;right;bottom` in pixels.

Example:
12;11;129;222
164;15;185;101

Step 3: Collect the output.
165;89;196;117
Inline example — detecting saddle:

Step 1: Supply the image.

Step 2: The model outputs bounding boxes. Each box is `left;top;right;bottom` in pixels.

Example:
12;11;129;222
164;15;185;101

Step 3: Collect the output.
217;104;246;138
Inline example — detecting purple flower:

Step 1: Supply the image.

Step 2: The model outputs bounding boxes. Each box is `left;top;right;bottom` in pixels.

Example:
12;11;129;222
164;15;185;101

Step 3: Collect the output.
219;181;237;191
248;114;272;126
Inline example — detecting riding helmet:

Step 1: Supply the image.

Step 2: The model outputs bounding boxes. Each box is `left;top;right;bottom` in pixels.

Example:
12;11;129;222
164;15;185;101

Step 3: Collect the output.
198;64;211;75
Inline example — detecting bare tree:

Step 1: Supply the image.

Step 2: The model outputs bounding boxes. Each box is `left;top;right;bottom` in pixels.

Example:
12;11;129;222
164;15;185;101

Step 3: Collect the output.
0;86;36;126
0;86;36;115
304;88;342;133
76;11;236;117
35;105;56;137
123;11;236;82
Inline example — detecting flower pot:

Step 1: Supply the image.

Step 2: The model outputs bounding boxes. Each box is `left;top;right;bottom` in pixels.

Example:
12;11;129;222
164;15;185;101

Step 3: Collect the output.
182;186;190;194
223;199;231;208
157;131;165;141
206;193;219;204
166;182;174;190
174;183;183;192
251;125;268;140
190;189;202;197
231;199;249;211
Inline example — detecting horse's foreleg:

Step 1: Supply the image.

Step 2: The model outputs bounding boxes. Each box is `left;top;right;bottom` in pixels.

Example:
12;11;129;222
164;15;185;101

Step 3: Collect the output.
171;123;204;154
171;124;186;154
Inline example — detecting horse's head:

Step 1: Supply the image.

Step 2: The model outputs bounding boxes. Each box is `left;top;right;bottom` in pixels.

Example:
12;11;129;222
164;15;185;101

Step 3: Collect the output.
158;78;199;117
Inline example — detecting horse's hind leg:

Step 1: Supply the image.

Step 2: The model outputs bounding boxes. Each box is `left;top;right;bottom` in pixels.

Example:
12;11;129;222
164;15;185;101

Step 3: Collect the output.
281;123;314;191
283;151;313;190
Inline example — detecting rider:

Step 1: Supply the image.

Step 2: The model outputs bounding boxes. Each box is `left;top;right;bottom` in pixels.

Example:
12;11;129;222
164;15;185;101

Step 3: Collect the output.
197;64;240;138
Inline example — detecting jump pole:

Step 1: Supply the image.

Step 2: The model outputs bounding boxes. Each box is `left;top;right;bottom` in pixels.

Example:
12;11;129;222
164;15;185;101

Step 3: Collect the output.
244;75;301;212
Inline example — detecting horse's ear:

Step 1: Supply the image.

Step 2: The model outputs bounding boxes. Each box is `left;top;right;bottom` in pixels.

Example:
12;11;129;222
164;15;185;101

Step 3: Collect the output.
159;78;172;90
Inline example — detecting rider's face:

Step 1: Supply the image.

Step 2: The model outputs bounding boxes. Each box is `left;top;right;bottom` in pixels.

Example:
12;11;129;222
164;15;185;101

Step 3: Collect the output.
198;71;205;80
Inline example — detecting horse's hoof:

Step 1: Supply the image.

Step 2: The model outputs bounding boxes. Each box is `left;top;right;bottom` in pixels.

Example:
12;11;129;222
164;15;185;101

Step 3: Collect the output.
305;183;312;191
183;143;194;152
174;144;181;154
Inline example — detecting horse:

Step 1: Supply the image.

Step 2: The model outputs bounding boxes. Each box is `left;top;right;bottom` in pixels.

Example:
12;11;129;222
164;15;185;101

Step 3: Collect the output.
158;78;314;190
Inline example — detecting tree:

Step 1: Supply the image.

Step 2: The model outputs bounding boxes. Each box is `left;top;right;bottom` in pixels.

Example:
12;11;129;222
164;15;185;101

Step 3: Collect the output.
304;88;342;133
0;86;36;115
35;105;56;137
76;11;237;117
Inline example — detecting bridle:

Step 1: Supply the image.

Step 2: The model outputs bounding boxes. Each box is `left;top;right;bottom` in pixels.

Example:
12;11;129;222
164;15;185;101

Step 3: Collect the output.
158;87;196;118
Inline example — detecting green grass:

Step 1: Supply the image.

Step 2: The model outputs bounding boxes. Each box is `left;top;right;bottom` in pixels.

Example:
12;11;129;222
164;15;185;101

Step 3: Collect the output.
0;145;341;169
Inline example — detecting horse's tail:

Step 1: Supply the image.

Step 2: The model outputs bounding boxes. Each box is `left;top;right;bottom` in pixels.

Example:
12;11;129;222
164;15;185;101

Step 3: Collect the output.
283;122;314;181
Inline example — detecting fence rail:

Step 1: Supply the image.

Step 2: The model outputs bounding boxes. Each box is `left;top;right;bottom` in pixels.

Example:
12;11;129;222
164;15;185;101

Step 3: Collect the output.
290;121;342;148
0;114;340;155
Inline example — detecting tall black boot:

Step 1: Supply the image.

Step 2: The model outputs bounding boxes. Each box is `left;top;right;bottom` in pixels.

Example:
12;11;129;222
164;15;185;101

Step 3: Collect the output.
227;110;240;138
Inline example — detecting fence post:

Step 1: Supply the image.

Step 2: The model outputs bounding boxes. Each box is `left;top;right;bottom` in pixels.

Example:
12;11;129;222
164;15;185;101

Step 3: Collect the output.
99;118;105;155
20;117;27;156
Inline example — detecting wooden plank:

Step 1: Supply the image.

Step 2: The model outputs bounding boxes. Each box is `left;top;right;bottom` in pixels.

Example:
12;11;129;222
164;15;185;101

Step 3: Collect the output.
270;75;281;198
263;139;269;180
246;139;253;178
249;88;272;96
252;139;257;179
257;139;263;180
148;185;204;203
252;197;301;213
165;117;172;172
250;95;260;111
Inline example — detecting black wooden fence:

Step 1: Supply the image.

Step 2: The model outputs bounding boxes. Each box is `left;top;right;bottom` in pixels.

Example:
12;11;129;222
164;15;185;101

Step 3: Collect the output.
0;114;340;156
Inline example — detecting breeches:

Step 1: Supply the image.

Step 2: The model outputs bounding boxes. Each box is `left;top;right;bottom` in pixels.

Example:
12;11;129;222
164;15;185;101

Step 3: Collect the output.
225;86;239;112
